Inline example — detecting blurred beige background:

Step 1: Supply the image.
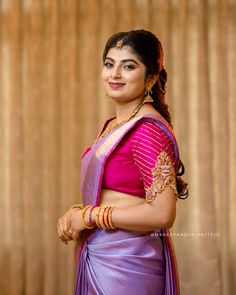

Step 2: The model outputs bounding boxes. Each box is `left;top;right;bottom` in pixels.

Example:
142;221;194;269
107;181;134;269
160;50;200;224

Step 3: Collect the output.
0;0;235;294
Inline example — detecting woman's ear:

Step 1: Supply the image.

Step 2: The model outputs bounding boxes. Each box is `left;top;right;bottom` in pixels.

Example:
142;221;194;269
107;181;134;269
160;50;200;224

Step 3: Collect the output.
146;74;158;88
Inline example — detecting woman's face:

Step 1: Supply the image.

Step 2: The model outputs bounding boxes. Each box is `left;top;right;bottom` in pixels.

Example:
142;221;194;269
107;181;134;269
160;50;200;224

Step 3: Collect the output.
101;46;147;102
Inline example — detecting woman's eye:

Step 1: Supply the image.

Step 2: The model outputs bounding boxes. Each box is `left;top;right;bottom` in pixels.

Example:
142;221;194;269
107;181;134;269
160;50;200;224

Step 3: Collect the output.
104;62;113;68
124;64;135;70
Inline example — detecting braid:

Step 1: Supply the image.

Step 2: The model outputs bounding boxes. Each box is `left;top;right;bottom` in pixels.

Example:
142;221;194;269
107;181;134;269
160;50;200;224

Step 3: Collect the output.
151;68;172;127
176;160;188;199
151;68;188;199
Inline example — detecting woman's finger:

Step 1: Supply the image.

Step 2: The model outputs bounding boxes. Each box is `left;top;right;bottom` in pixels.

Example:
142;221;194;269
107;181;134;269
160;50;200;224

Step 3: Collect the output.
58;219;72;241
68;227;80;241
71;230;79;241
62;224;72;240
68;228;73;235
57;224;68;243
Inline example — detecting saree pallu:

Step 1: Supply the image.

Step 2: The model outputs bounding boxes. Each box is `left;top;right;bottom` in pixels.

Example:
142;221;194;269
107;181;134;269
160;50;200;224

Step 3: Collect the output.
75;115;180;295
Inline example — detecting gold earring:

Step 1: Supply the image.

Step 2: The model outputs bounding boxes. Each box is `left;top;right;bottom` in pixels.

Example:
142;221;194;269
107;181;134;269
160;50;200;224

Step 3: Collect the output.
144;84;154;103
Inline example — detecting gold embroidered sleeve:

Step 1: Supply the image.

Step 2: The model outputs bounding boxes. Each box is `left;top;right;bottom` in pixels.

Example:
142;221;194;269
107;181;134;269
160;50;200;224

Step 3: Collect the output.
145;151;178;203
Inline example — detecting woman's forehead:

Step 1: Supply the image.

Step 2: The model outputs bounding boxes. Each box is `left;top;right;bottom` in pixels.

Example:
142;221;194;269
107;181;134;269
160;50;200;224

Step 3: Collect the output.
105;46;142;63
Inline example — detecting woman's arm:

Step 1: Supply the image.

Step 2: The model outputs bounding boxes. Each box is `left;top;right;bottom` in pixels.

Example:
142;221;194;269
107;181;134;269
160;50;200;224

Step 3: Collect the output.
113;187;176;231
58;184;176;244
89;187;176;231
105;121;178;231
57;121;179;242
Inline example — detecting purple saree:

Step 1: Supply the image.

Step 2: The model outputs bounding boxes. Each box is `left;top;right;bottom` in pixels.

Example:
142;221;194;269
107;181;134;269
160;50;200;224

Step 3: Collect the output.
75;115;180;295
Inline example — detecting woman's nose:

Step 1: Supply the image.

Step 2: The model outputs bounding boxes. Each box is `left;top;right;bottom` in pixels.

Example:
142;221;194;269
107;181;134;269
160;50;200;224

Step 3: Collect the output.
110;66;121;79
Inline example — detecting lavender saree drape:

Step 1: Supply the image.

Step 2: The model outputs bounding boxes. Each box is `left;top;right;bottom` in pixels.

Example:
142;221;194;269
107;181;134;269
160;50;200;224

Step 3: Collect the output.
75;115;180;295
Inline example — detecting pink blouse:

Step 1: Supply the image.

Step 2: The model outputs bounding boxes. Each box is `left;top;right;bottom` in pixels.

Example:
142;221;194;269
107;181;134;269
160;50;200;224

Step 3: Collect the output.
102;120;178;201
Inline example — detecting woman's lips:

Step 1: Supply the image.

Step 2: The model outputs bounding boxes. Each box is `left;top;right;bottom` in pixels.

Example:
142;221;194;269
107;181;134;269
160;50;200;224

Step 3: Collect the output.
108;82;125;89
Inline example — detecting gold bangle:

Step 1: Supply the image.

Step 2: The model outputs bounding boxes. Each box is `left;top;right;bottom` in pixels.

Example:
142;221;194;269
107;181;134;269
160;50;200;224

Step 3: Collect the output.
108;206;116;229
81;205;94;229
89;206;96;227
95;207;103;228
71;203;84;210
99;206;107;229
103;206;111;229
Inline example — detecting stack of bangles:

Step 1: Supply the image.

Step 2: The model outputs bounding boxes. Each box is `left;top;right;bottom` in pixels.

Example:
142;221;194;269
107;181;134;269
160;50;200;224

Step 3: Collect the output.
71;204;116;230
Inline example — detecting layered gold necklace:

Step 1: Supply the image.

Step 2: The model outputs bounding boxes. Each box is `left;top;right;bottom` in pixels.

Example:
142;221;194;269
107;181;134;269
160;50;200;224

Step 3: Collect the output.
98;98;147;140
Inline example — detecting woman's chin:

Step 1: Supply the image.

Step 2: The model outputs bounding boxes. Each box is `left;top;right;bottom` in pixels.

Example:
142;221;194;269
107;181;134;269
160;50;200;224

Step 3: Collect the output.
107;94;126;101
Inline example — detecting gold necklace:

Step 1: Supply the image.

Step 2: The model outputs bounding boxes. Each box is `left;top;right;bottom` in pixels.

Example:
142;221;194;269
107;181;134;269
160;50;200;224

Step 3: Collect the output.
98;98;146;140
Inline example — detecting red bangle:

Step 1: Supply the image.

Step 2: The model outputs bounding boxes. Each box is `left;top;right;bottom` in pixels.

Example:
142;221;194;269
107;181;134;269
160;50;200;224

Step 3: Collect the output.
89;206;96;227
81;205;94;229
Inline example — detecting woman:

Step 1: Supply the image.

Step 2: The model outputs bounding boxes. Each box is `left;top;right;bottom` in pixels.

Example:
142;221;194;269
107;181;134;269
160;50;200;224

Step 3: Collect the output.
57;29;188;295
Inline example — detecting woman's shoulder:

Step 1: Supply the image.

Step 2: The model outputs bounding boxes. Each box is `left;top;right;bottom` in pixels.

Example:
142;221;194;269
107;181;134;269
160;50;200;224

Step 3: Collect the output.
131;115;173;140
127;114;178;156
129;116;179;170
136;105;171;127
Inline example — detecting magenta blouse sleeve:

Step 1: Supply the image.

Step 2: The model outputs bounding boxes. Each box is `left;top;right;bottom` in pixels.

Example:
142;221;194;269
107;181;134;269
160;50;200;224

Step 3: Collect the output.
130;121;178;203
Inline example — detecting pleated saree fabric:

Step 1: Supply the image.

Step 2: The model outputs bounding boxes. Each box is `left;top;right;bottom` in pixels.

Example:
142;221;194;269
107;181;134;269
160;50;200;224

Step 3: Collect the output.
75;115;180;295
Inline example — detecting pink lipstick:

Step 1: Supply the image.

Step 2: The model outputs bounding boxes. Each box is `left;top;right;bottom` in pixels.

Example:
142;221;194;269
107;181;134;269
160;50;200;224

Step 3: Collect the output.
108;82;125;89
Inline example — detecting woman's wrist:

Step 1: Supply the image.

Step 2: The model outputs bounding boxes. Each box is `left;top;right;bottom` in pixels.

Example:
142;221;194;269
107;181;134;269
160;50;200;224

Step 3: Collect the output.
83;206;99;227
83;205;116;230
70;203;83;210
91;207;99;224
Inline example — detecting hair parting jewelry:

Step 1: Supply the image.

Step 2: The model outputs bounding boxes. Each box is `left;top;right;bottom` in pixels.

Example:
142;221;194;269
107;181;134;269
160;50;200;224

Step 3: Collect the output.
115;39;124;50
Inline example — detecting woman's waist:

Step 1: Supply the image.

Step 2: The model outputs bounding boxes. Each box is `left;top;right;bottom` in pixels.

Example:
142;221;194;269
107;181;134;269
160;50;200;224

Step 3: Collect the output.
99;189;145;208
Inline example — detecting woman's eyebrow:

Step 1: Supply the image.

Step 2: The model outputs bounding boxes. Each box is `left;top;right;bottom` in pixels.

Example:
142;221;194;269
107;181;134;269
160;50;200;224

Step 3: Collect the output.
105;57;139;65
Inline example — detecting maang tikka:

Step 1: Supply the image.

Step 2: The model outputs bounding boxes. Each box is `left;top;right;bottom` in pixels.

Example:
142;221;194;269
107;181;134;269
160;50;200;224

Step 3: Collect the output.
115;39;124;50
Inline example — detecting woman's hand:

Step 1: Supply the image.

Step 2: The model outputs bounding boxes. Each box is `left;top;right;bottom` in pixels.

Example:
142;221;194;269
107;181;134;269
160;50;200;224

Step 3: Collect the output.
57;208;85;245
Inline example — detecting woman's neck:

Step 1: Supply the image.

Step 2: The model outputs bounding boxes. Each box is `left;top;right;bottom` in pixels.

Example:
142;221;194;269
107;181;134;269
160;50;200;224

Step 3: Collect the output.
114;97;144;123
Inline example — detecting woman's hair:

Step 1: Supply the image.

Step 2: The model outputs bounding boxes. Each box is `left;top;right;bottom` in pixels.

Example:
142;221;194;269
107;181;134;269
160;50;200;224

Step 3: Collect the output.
103;29;188;199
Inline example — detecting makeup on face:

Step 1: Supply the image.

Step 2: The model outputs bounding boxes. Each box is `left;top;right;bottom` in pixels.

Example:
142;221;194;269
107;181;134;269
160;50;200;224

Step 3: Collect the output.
101;47;146;101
